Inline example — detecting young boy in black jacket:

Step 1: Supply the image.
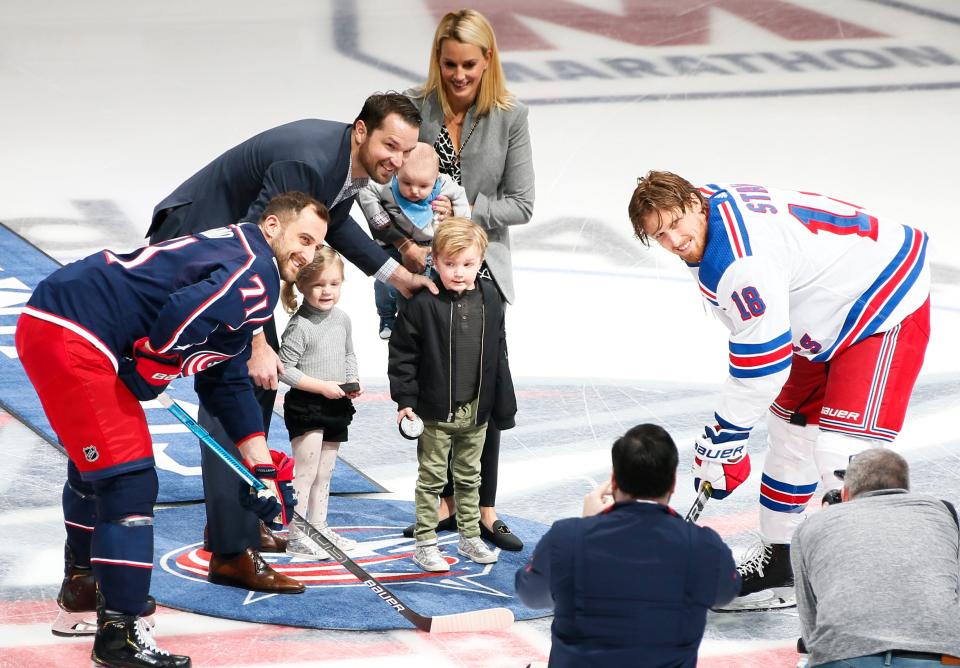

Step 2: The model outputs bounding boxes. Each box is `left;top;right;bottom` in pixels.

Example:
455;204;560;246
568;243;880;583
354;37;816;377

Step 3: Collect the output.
388;217;517;572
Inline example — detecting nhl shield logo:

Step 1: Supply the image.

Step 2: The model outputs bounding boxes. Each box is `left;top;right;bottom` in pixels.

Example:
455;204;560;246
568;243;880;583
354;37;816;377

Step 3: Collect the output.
83;444;99;462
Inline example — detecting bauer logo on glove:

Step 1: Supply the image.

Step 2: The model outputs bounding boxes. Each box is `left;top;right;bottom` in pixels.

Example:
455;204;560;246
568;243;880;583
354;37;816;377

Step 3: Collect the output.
692;421;752;500
694;441;745;461
117;337;183;402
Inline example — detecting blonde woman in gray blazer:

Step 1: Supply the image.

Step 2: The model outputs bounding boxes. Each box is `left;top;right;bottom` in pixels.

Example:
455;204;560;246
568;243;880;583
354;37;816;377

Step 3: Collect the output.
402;8;534;551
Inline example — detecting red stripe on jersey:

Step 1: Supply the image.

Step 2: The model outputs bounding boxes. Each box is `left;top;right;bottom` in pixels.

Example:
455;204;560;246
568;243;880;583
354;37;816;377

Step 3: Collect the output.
730;343;793;369
156;225;256;354
835;228;924;353
104;237;198;270
718;201;745;258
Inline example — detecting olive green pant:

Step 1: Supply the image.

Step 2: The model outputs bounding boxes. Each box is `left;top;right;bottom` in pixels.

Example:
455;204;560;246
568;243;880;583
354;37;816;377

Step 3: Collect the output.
415;402;487;542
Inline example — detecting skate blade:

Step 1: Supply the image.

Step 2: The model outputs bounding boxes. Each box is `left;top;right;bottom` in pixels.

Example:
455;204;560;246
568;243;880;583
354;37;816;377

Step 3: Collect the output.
712;587;796;612
52;609;156;637
51;609;97;637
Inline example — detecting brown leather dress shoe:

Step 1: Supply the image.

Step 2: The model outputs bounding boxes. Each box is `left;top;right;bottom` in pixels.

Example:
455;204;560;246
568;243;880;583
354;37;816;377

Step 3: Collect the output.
259;521;288;553
207;548;304;594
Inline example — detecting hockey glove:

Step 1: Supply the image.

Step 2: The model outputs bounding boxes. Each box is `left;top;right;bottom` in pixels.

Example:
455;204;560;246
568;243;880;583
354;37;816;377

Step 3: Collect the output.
118;337;182;402
692;424;752;500
692;454;751;500
241;450;296;531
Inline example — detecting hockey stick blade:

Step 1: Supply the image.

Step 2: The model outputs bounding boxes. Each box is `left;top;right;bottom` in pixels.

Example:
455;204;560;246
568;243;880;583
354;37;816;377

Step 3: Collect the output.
157;393;514;634
684;481;713;524
429;607;515;633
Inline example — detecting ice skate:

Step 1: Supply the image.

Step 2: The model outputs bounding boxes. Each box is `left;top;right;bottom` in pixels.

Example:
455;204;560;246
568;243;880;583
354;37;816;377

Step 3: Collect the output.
714;540;795;611
92;609;190;667
52;545;155;637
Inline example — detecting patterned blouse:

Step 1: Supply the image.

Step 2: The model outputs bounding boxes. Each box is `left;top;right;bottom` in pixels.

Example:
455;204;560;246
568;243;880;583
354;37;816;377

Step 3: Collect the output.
434;124;461;185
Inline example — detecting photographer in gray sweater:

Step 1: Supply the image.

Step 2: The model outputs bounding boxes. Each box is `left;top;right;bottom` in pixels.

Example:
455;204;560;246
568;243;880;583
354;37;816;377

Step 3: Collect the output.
792;448;960;667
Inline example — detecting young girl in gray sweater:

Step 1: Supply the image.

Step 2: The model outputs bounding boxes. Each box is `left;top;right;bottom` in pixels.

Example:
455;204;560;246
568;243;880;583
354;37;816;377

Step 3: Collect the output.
279;247;362;560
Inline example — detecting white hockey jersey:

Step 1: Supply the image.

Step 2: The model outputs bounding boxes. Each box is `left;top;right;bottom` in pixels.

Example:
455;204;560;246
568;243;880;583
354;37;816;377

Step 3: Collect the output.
690;183;929;433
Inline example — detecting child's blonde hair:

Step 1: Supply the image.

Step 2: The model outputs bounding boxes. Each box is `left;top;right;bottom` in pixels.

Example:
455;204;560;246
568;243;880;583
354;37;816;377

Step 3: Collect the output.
280;246;345;314
432;217;488;259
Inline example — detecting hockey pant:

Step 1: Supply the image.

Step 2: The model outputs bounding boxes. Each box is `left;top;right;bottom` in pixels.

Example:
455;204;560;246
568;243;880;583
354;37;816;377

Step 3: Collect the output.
758;416;879;543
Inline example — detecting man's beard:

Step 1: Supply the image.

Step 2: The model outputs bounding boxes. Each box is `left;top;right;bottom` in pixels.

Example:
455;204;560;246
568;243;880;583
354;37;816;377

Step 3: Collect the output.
358;144;391;185
270;238;298;282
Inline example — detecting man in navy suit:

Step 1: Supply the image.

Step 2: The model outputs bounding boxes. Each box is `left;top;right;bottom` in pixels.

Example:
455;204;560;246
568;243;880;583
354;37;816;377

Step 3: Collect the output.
150;92;437;591
516;424;740;668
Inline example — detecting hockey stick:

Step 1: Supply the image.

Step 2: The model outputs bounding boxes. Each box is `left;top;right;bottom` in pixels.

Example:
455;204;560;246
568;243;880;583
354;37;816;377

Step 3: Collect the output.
157;393;514;633
684;481;713;523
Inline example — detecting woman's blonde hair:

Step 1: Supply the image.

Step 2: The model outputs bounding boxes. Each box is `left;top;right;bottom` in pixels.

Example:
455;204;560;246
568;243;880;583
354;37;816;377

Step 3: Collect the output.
280;246;345;314
419;9;513;119
432;217;488;259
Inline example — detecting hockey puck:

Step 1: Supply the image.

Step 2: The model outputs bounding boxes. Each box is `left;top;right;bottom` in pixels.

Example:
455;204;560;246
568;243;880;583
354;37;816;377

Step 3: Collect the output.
399;415;424;440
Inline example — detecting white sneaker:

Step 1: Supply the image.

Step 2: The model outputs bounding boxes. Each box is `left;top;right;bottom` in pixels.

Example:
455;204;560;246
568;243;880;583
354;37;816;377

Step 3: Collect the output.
413;542;450;572
379;325;392;340
318;525;357;552
458;536;498;564
286;533;331;560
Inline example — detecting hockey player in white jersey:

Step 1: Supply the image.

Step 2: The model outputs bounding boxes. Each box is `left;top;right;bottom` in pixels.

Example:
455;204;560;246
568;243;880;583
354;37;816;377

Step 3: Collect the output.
628;171;930;611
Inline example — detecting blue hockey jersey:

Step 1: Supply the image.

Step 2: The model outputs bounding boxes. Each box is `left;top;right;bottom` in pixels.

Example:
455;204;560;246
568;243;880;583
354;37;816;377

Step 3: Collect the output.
23;223;278;443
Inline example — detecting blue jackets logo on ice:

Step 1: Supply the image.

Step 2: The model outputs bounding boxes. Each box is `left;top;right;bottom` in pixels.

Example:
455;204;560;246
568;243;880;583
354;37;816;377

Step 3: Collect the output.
161;526;508;597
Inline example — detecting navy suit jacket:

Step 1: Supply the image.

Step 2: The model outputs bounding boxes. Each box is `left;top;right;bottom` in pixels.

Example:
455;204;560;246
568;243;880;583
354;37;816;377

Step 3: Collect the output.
149;119;387;276
515;501;741;668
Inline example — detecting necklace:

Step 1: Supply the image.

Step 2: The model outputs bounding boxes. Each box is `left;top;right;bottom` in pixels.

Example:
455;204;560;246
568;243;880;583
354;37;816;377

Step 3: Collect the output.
447;116;479;154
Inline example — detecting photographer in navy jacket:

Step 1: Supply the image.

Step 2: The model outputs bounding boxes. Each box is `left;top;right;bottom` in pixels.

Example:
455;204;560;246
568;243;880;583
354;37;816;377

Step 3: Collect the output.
515;424;740;668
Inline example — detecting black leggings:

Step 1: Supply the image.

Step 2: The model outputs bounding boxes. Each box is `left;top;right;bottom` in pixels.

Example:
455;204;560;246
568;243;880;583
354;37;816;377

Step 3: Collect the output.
440;420;500;507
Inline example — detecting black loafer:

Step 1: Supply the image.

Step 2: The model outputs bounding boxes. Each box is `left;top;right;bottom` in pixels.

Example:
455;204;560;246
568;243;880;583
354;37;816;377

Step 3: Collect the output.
481;519;523;551
402;514;458;538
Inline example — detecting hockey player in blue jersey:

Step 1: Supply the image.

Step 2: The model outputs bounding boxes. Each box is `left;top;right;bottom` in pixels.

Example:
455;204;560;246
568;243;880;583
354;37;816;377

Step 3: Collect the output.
628;171;930;612
148;93;440;576
15;192;328;668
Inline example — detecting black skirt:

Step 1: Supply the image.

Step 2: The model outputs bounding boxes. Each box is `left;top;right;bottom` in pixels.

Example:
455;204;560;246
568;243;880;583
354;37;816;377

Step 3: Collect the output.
283;388;356;442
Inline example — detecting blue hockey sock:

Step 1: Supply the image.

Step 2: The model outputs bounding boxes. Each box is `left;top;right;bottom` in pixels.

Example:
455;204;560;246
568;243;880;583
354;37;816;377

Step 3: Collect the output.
63;462;96;568
91;518;154;615
90;467;158;616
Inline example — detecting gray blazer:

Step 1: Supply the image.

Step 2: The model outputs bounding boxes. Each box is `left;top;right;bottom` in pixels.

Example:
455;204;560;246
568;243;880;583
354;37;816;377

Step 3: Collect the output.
405;88;535;304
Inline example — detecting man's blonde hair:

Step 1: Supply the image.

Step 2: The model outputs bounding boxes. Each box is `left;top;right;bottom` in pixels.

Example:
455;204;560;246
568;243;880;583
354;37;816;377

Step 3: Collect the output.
417;9;514;119
432;217;488;259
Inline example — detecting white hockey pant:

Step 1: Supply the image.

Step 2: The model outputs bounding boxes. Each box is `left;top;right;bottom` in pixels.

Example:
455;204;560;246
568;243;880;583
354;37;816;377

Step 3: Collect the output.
759;415;880;543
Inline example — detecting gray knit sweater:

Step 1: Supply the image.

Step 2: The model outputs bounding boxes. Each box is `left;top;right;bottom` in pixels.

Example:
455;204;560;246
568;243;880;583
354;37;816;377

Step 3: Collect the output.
792;490;960;665
278;303;358;389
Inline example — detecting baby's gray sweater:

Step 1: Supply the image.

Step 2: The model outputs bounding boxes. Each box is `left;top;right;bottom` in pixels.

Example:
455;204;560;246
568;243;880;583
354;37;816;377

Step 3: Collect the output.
278;303;358;388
